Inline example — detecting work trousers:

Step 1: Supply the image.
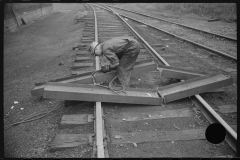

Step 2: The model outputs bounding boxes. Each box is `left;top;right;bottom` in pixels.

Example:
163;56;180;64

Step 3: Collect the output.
116;40;140;87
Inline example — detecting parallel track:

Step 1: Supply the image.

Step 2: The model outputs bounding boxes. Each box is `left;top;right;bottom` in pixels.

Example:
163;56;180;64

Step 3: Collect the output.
104;4;237;41
86;4;237;157
101;4;237;61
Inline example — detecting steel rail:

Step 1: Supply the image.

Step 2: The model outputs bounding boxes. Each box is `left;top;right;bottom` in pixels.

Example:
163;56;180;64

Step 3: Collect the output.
119;13;237;61
96;4;236;61
104;4;237;41
88;4;105;158
94;4;237;153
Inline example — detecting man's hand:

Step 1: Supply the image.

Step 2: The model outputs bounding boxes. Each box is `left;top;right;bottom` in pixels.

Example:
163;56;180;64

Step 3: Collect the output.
101;65;110;73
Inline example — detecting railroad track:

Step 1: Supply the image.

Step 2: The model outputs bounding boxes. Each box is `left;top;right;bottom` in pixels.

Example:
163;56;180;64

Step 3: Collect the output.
104;4;237;42
100;4;237;61
35;3;237;158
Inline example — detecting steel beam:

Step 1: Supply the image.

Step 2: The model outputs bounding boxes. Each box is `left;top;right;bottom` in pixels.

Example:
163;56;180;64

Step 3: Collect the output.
158;74;233;103
157;64;207;80
43;82;162;105
31;60;157;97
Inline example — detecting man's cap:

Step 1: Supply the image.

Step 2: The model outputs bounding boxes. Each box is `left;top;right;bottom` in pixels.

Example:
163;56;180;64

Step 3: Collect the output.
89;41;98;54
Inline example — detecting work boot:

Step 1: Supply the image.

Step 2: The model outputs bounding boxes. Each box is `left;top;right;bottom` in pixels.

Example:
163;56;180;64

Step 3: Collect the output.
112;77;122;86
110;78;124;91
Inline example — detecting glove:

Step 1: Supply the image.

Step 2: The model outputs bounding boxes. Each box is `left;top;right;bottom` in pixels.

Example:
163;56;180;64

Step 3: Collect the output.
101;65;110;73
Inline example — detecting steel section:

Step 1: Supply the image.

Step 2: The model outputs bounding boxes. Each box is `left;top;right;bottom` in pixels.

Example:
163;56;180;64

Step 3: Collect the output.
31;61;156;97
43;82;162;105
97;4;237;153
158;64;206;80
158;74;233;103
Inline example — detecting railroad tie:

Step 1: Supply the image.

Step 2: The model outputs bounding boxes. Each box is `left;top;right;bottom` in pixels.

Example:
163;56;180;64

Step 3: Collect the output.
49;134;93;152
75;56;94;61
71;70;94;75
75;51;91;55
81;37;94;41
59;114;94;129
160;53;177;57
81;40;94;43
71;62;94;69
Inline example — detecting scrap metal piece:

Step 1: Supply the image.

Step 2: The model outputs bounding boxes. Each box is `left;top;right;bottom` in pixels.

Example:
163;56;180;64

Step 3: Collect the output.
158;74;233;103
31;60;156;97
43;82;162;105
157;64;207;80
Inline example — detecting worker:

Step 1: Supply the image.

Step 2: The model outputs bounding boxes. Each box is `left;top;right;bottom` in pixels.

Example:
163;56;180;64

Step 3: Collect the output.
89;36;141;87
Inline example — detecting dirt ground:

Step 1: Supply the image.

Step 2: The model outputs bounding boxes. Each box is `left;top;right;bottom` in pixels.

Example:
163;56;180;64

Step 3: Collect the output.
4;3;92;158
3;3;237;158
